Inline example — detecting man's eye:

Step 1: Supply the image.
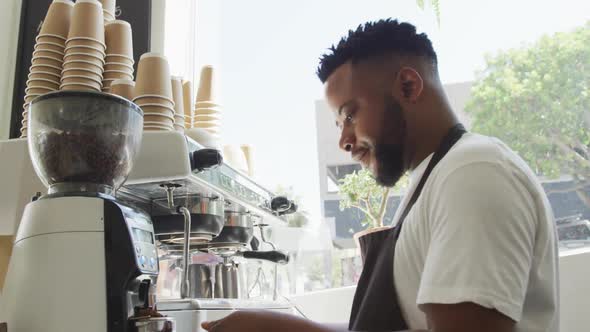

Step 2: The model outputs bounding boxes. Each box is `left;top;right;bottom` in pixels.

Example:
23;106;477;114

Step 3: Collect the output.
345;113;354;122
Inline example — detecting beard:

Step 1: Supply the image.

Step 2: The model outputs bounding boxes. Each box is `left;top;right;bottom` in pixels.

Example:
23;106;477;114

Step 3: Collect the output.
373;96;406;187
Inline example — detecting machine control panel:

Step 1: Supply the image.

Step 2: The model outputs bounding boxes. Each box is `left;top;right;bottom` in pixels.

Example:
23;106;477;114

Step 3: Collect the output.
126;213;159;274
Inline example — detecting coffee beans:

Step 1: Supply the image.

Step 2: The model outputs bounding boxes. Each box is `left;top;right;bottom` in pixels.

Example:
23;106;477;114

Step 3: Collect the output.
37;131;132;186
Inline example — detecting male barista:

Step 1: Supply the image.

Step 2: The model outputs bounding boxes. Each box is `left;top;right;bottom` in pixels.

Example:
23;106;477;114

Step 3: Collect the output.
202;19;559;332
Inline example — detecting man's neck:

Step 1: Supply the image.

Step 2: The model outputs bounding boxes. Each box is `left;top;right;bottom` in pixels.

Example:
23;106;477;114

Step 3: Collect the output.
407;105;459;171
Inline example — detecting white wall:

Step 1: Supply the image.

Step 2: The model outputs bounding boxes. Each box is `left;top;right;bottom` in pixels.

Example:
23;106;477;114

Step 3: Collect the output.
0;0;22;140
559;249;590;331
290;250;590;330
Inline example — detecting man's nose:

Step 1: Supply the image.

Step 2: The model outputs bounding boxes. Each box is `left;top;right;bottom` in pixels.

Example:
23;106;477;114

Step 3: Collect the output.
339;128;355;152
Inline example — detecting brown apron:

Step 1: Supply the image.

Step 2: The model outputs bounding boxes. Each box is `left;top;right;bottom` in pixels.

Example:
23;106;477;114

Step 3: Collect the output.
349;124;466;331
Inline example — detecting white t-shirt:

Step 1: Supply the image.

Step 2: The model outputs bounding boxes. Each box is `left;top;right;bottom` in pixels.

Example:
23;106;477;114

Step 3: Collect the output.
392;133;559;331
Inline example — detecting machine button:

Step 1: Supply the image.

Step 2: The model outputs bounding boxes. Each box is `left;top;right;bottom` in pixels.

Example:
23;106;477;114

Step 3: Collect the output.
135;246;141;254
139;255;146;266
150;257;157;268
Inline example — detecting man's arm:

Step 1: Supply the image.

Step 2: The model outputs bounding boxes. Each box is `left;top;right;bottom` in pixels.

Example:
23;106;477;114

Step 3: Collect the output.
420;302;515;332
201;311;428;332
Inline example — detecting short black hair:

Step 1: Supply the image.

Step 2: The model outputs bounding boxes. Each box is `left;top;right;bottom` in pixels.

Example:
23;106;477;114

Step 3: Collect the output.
316;19;437;83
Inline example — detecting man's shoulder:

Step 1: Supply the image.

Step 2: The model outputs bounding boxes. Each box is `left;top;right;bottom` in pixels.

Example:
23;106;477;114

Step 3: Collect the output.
437;133;525;175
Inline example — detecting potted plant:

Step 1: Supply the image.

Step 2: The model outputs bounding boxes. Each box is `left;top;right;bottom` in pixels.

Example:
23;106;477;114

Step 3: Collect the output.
338;169;407;246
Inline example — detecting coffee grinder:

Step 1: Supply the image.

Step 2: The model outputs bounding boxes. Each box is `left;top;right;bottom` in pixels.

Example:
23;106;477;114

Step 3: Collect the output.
0;92;171;331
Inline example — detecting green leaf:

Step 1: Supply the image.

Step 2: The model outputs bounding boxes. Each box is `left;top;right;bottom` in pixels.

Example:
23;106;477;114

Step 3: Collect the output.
465;22;590;199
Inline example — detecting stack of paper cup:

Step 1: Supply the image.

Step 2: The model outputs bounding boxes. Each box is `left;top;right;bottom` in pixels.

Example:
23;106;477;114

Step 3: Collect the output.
61;0;105;92
23;0;74;137
133;53;175;131
103;20;134;92
171;76;185;132
110;78;135;100
193;66;221;136
99;0;116;23
223;145;249;174
240;144;254;177
182;80;193;128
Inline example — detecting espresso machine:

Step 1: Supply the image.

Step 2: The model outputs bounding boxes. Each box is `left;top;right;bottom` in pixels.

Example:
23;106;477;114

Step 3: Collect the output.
0;92;297;332
118;132;297;332
0;91;173;331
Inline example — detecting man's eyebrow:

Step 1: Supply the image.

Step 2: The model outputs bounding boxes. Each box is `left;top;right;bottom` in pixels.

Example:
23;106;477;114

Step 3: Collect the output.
338;100;355;116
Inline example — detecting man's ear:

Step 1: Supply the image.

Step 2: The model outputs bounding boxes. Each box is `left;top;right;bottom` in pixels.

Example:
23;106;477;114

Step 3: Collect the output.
393;67;424;104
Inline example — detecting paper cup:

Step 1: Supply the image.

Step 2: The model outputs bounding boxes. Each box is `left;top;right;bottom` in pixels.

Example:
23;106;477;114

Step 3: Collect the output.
135;52;173;99
104;62;134;72
110;79;135;100
174;124;185;132
28;70;61;81
65;41;107;53
143;112;175;122
196;65;215;102
171;76;185;116
24;94;41;104
25;87;55;95
32;48;65;59
65;38;106;57
103;11;116;22
194;107;222;116
204;128;221;136
99;0;116;15
61;67;103;80
63;55;105;68
65;39;106;53
144;126;172;131
182;80;193;118
36;33;67;43
133;95;175;108
31;56;63;68
61;74;103;87
105;20;133;57
195;101;220;108
144;125;174;131
30;63;63;74
63;59;103;72
64;46;106;59
40;0;74;39
192;121;220;128
26;78;60;89
60;81;101;91
135;102;175;117
140;106;175;118
105;54;134;66
143;122;174;130
68;0;105;44
241;144;254;177
194;114;220;122
103;69;133;80
144;120;174;127
34;41;66;53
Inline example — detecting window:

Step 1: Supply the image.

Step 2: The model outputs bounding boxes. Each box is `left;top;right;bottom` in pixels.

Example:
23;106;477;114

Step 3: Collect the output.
164;0;590;296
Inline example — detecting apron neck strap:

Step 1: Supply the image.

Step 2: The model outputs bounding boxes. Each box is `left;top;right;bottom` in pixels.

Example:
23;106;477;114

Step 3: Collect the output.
394;123;467;238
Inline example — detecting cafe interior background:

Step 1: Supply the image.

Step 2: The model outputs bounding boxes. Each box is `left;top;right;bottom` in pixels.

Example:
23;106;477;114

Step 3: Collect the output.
0;0;589;331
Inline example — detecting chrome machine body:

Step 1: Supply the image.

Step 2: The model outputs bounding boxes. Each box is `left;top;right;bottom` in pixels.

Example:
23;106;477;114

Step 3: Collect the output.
118;130;297;331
